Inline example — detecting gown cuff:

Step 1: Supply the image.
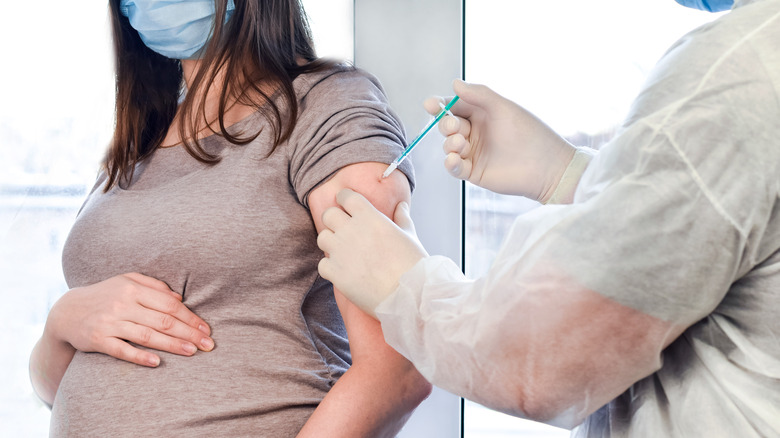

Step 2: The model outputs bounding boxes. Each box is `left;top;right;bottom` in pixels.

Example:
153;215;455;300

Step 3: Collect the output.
544;147;597;205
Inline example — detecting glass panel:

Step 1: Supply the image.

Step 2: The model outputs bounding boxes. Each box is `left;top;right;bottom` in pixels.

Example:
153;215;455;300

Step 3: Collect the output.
303;0;354;62
0;2;352;435
0;3;114;436
463;1;723;436
353;1;464;435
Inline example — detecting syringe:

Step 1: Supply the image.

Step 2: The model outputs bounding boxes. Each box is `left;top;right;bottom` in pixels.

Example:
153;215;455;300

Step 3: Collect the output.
382;96;460;178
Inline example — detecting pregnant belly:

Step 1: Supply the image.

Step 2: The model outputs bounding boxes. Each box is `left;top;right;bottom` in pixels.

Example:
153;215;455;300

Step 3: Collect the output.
49;328;334;437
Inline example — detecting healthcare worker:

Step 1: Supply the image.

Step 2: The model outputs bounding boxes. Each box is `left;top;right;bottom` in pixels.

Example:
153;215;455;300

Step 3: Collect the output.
317;0;780;435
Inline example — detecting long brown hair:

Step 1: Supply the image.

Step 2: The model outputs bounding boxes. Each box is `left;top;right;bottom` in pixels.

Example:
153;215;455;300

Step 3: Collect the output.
104;0;331;190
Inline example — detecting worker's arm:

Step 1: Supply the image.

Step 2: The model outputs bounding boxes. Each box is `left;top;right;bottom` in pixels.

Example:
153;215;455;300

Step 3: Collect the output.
317;187;684;428
378;256;685;428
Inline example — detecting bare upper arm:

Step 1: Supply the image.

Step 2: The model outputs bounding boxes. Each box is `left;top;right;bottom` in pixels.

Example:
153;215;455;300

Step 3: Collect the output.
308;161;411;361
309;162;411;231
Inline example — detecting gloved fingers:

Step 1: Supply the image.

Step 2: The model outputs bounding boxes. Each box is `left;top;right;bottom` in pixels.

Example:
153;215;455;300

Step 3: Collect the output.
316;228;335;255
393;201;416;235
321;205;351;232
442;133;472;158
444;152;472;180
423;96;447;116
438;114;471;139
423;94;462;114
423;96;474;123
317;256;335;283
335;188;377;217
452;79;491;106
424;95;472;141
452;79;506;116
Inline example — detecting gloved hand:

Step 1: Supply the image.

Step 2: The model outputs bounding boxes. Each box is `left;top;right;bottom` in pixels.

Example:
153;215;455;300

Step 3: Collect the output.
425;80;577;203
317;188;428;318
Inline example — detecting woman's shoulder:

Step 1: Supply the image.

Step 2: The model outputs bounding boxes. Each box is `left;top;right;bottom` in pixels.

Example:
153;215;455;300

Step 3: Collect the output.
295;62;389;106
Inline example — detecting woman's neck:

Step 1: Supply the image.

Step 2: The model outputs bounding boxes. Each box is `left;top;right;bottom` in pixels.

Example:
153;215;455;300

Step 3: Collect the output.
160;60;257;148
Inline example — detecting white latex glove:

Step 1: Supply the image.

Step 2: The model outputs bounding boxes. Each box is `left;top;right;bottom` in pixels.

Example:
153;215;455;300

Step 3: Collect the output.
317;188;428;318
425;80;577;203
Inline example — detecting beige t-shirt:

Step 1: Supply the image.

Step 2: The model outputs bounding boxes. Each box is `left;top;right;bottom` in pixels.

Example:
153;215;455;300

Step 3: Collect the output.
52;65;413;437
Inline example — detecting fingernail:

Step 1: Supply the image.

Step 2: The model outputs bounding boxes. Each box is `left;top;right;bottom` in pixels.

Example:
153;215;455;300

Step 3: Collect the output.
201;337;214;351
148;356;160;367
452;163;461;175
400;202;410;211
198;324;210;335
183;343;197;355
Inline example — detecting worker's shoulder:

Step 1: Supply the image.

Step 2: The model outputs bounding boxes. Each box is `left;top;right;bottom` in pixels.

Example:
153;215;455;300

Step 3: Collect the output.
661;1;780;70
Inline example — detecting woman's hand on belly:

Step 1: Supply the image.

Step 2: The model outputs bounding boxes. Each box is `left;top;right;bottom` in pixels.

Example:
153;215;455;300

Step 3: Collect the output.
30;272;216;405
51;272;215;365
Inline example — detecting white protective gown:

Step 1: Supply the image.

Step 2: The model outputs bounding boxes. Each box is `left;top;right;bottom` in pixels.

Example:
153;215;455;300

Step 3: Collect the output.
376;0;780;435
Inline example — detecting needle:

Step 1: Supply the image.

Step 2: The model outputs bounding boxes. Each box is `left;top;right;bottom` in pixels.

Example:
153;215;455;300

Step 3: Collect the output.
382;96;460;178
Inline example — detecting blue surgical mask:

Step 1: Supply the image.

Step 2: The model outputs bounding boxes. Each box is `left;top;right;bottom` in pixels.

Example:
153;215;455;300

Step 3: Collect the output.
674;0;734;12
120;0;235;60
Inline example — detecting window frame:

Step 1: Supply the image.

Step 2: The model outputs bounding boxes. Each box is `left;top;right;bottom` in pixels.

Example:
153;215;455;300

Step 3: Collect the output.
354;0;465;436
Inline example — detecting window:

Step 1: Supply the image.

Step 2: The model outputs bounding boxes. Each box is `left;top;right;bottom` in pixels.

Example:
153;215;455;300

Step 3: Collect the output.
463;1;723;436
0;3;113;435
303;0;354;62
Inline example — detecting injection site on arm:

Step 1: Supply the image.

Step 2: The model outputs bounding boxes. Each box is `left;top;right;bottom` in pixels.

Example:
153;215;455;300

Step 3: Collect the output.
383;96;460;178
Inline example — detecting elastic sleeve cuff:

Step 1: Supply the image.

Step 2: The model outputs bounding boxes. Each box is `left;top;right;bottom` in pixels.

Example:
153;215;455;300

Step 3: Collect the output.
544;147;597;205
374;255;467;362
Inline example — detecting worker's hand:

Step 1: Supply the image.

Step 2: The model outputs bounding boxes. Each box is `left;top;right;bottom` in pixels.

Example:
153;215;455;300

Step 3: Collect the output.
426;80;576;203
317;189;428;318
45;273;214;367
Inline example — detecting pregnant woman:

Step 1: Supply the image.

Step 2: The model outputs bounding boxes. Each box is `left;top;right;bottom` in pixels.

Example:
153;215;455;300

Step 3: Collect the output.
29;1;431;436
